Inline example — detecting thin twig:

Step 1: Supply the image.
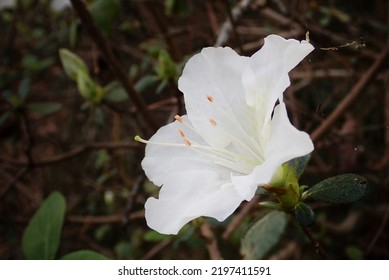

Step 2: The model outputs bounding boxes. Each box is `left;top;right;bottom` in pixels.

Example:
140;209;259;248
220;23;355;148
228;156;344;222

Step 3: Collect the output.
66;210;145;224
311;43;389;142
200;223;222;260
0;167;29;200
141;239;172;260
224;0;243;53
69;0;158;133
300;225;328;259
222;196;259;240
0;141;142;167
365;206;389;256
214;0;252;47
123;174;145;229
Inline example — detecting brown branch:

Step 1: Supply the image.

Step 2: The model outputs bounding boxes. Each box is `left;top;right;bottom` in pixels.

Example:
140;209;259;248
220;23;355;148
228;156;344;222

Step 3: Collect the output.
311;43;389;142
224;0;243;53
0;141;142;167
365;206;389;256
300;225;328;259
69;0;158;133
67;210;145;224
200;223;222;260
141;239;172;260
214;0;252;47
222;196;259;240
0;167;29;200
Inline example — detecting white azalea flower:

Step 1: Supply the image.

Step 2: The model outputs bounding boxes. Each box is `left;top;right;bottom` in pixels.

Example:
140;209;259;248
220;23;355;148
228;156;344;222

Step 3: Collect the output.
137;34;314;235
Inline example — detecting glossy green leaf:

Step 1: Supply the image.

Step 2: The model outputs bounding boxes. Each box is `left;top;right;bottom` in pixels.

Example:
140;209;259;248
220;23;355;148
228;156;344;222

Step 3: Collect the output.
241;211;288;259
294;202;315;227
287;154;311;179
28;102;62;115
59;48;89;81
22;192;66;260
303;174;367;204
61;250;108;260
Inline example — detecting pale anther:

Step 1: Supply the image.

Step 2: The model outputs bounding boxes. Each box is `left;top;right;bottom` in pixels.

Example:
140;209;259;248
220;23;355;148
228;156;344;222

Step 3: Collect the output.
178;129;186;138
206;95;214;102
175;115;184;123
209;118;217;126
183;137;192;146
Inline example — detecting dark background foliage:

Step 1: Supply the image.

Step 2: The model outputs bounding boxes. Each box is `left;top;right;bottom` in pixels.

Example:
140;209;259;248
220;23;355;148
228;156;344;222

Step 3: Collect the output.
1;0;389;259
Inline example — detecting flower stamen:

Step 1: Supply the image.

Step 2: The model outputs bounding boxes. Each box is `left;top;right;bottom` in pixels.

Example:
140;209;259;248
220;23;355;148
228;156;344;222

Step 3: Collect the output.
206;95;214;102
209;118;217;127
175;115;184;123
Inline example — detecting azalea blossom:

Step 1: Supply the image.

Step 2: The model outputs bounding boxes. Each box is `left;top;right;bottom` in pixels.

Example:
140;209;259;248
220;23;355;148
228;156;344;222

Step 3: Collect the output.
137;34;314;235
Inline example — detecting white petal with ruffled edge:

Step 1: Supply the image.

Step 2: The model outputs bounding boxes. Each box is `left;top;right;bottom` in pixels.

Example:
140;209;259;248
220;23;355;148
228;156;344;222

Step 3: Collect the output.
142;117;247;234
231;102;314;200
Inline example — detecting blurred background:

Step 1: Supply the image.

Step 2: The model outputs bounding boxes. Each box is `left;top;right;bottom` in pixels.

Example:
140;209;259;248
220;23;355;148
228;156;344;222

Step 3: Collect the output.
1;0;389;260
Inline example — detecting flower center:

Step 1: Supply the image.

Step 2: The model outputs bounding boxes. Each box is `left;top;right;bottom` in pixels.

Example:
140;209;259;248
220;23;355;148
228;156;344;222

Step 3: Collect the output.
136;94;266;175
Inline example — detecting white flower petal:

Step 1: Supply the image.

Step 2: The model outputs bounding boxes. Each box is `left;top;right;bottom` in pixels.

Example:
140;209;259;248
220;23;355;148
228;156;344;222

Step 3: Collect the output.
145;172;243;235
242;35;314;130
178;47;255;149
142;116;229;187
142;116;247;234
264;102;314;163
231;102;313;200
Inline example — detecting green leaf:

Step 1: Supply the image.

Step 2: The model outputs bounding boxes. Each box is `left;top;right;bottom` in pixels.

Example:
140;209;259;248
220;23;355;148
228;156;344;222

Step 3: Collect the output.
134;75;159;93
22;192;66;260
28;102;62;115
156;49;177;80
241;211;288;259
59;48;89;81
104;86;128;103
294;202;315;227
144;230;170;242
287;154;311;179
95;149;110;169
89;0;120;33
303;174;367;204
94;106;104;126
61;250;108;260
22;55;54;72
18;78;31;100
77;71;102;102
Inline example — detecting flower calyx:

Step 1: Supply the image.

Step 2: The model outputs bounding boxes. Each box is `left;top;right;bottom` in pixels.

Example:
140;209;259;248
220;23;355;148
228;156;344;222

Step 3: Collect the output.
263;164;301;210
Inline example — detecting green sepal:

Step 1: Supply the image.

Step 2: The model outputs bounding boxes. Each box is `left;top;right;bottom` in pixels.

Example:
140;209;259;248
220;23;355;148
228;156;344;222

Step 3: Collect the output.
259;201;282;210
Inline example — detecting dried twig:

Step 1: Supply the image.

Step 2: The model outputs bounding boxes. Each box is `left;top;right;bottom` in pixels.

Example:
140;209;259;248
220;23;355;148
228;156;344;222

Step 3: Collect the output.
0;167;29;200
300;225;328;259
69;0;157;133
214;0;252;47
222;196;259;240
365;206;389;256
200;223;222;260
0;141;141;167
66;210;144;224
141;239;172;260
311;43;389;142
